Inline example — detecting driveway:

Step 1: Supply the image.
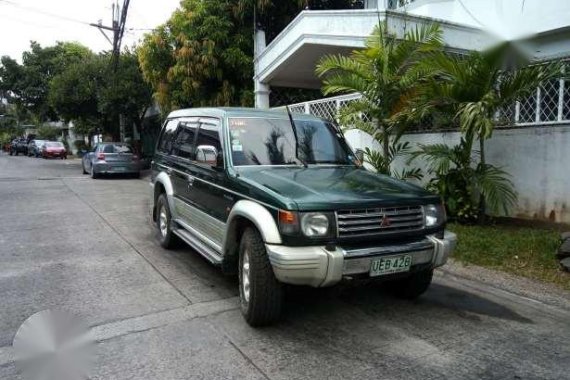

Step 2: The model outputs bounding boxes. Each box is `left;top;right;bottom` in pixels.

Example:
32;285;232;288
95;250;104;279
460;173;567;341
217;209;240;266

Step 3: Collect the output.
1;153;569;380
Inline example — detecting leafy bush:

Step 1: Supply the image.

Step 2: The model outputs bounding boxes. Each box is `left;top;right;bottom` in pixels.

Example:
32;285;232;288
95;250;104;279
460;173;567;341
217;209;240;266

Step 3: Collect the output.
363;141;423;180
412;139;516;223
37;126;61;140
73;139;89;152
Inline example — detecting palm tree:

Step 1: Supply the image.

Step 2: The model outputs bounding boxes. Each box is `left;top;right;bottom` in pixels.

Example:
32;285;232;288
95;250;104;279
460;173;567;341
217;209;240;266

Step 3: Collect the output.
406;46;562;220
315;21;443;175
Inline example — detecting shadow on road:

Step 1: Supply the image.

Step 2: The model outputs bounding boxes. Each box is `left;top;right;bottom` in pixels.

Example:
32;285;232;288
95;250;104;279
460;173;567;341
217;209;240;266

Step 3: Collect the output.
279;280;533;325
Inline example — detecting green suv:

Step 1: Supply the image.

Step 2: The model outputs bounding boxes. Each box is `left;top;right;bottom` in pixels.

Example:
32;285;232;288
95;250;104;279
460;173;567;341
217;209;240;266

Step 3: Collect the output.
150;108;457;326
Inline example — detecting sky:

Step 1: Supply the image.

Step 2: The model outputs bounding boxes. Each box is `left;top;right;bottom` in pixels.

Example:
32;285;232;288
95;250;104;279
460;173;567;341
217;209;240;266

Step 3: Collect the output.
0;0;181;61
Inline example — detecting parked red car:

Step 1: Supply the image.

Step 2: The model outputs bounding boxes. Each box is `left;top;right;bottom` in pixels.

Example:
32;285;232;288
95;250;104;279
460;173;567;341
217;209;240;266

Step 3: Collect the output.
41;141;67;159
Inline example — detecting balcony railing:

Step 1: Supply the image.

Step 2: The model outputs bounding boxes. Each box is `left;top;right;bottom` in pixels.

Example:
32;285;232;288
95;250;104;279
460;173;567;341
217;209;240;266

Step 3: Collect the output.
282;70;570;128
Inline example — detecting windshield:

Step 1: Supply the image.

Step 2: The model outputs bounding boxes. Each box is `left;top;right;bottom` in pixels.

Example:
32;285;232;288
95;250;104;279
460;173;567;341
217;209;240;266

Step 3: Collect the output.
228;117;354;166
46;142;63;148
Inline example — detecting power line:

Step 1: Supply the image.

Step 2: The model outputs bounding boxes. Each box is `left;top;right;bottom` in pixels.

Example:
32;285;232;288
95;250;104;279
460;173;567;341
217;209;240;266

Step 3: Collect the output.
0;0;92;27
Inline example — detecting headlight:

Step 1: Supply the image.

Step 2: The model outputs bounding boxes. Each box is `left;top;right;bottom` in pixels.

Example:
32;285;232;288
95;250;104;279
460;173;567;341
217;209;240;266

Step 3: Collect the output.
301;213;330;237
424;204;446;227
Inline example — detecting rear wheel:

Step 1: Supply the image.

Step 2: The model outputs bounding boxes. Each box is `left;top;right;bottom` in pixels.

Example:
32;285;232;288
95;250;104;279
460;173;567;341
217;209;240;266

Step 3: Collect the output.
239;227;282;326
90;164;99;179
388;268;434;300
155;193;180;249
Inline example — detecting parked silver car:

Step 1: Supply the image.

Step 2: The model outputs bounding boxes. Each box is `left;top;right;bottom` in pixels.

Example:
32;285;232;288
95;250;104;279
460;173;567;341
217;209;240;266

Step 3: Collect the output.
27;139;46;157
81;143;140;179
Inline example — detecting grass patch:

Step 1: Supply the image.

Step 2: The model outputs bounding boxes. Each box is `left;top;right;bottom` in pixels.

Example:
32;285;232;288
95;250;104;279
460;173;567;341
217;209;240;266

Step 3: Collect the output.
447;223;570;290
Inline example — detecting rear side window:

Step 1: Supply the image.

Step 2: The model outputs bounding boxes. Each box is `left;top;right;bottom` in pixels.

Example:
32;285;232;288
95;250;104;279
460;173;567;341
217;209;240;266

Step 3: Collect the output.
157;119;179;154
172;122;199;159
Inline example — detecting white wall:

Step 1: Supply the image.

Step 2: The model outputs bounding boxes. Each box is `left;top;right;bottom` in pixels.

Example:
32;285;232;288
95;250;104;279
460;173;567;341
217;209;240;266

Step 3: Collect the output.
345;126;570;224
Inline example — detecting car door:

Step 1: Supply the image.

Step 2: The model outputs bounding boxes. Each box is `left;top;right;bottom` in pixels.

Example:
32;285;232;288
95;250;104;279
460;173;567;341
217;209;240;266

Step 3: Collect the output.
182;118;233;247
168;119;199;218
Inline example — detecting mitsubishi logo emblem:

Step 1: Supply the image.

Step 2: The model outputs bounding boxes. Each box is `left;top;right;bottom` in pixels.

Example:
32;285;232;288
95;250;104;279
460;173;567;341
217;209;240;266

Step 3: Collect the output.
380;214;391;227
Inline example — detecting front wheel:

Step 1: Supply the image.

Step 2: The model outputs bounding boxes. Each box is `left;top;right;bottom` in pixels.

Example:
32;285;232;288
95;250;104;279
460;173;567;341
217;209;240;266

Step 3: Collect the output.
388;268;434;300
239;227;283;327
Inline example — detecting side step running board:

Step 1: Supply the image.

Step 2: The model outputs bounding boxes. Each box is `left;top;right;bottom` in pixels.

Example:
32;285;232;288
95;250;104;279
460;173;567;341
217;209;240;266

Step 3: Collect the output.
172;227;223;265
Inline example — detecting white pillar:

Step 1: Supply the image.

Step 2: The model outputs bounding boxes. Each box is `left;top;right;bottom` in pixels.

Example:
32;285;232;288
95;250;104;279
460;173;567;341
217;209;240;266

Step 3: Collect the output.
254;28;270;109
254;80;270;109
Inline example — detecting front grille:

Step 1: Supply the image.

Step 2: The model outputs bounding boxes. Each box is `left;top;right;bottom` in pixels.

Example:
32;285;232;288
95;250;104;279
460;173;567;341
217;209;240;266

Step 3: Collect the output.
336;206;424;238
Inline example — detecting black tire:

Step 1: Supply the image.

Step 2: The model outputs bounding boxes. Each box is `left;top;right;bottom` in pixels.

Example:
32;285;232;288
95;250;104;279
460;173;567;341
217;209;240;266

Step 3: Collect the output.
131;172;140;179
155;193;180;249
82;161;88;174
90;164;99;179
9;150;13;156
388;268;434;300
239;227;282;327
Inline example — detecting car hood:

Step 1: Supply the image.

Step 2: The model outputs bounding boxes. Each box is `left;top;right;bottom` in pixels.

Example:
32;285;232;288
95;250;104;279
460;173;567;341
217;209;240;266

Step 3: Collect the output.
235;166;438;211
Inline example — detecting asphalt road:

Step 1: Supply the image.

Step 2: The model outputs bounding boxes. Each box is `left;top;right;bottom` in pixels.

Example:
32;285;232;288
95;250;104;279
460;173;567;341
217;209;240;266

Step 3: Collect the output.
1;152;569;380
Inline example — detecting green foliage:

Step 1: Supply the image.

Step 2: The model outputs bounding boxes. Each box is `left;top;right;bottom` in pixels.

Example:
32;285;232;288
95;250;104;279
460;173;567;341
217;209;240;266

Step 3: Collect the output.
404;45;562;222
98;51;153;132
49;54;104;127
316;21;443;175
363;141;423;180
138;0;362;113
0;42;92;123
413;139;517;223
73;139;89;152
36;125;61;140
138;0;256;113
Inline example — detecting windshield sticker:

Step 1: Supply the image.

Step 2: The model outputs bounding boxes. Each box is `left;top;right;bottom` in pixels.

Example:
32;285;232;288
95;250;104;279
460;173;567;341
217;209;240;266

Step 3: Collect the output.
231;139;243;152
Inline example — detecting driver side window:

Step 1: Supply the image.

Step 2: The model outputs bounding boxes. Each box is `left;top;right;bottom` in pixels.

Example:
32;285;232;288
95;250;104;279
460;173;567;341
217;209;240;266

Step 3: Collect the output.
194;121;222;166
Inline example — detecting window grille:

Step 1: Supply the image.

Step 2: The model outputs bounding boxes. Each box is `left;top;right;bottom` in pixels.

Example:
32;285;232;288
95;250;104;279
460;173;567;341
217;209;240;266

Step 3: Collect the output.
280;62;569;128
539;79;559;122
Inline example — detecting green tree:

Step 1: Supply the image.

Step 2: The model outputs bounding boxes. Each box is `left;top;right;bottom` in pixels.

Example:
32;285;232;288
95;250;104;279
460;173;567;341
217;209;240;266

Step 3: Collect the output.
315;22;443;177
98;51;153;139
0;42;92;123
36;125;61;140
407;47;562;221
139;0;255;113
138;0;363;114
48;54;105;135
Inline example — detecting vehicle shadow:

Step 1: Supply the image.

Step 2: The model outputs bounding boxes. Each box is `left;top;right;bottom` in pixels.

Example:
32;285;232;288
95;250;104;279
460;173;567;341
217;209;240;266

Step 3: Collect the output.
282;279;533;325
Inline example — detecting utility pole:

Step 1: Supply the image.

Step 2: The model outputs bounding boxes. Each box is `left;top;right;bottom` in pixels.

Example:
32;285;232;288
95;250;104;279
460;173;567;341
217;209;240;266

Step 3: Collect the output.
90;0;131;71
90;1;132;142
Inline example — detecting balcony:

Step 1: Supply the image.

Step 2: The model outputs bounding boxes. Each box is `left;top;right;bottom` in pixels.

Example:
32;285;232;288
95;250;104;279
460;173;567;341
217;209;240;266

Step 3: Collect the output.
254;8;491;91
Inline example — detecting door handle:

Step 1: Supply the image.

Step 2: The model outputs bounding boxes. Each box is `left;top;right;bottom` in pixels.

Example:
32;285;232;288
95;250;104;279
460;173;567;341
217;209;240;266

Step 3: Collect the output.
187;176;195;187
166;167;172;175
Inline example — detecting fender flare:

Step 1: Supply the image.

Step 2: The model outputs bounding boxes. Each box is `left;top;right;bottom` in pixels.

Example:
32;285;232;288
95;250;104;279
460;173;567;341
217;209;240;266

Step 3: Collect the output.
223;200;282;249
153;171;176;218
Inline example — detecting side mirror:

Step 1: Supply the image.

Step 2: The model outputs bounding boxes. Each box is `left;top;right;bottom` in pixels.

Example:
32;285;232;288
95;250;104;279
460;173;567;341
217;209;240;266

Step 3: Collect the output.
354;149;365;163
196;145;220;167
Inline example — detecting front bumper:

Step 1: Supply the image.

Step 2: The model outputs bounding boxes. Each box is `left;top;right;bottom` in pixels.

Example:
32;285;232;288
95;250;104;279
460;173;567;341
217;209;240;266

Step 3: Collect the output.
266;231;457;287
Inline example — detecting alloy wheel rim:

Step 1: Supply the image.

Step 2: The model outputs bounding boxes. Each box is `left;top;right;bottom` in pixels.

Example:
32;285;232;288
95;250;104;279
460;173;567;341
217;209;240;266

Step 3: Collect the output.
242;249;251;303
159;207;168;237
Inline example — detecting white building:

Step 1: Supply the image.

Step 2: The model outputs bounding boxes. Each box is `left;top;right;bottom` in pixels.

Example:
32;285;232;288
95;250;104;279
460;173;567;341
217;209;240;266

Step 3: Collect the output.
254;0;570;223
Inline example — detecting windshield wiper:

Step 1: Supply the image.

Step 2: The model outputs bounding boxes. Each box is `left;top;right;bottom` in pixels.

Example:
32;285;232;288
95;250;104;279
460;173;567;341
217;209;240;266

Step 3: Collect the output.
286;106;308;168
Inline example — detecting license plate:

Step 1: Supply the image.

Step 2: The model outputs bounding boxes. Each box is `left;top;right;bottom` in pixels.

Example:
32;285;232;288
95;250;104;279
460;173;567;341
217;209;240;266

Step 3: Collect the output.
369;254;412;277
114;166;126;171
